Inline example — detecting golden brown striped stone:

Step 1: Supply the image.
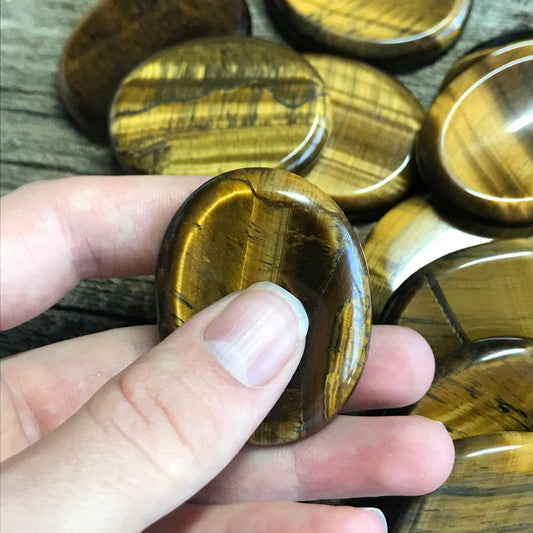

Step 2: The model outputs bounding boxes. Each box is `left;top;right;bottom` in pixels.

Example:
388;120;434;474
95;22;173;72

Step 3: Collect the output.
59;0;251;139
417;43;533;225
410;337;533;438
442;32;533;87
156;168;371;444
302;55;425;216
110;38;330;176
363;195;533;320
381;239;533;358
270;0;472;61
395;433;533;532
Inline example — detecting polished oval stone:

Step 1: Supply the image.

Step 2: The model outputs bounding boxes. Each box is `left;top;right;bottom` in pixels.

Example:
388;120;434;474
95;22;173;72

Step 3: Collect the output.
417;43;533;225
363;195;533;320
381;238;533;358
442;32;533;87
156;168;371;444
395;432;533;532
410;337;533;438
110;38;330;176
302;55;425;216
269;0;472;61
59;0;251;139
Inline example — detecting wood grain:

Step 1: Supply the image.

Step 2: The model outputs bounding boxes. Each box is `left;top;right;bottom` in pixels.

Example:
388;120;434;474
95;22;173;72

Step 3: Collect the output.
394;432;533;532
381;238;533;358
302;54;425;216
156;168;371;444
270;0;473;61
363;195;533;320
1;0;532;355
417;42;533;225
409;337;533;438
58;0;250;139
110;37;329;176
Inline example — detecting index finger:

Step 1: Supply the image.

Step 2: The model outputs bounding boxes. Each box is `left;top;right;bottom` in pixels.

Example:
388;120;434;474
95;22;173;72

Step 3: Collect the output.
0;175;210;330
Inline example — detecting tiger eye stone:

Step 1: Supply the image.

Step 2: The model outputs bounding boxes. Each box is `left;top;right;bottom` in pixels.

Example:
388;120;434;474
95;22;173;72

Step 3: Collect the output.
302;55;425;216
417;43;533;225
363;195;533;320
110;38;330;176
156;168;371;444
59;0;251;139
269;0;472;61
381;238;533;358
442;32;533;87
410;337;533;438
395;432;533;532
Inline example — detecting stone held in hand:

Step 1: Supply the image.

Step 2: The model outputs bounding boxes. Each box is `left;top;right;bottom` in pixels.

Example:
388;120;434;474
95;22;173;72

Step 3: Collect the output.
156;167;371;445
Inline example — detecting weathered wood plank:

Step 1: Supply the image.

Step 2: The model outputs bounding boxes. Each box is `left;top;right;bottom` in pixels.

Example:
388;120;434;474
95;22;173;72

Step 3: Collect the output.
0;307;149;357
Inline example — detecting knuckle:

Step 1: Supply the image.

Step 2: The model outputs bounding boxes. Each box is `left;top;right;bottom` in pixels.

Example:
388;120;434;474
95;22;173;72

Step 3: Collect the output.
87;361;225;480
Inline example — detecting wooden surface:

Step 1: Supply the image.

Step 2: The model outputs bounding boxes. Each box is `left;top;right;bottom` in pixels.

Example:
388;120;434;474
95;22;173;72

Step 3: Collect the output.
1;0;533;355
156;168;370;444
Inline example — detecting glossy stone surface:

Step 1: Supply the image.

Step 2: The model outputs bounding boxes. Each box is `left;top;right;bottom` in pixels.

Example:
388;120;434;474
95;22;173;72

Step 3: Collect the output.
381;238;533;358
156;168;371;444
363;195;533;320
302;55;425;216
59;0;251;139
110;38;330;176
270;0;472;61
418;43;533;225
410;337;533;438
395;432;533;532
442;32;533;87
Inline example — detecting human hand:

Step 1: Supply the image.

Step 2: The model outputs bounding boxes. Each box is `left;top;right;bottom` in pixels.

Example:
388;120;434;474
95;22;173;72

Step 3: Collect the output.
0;176;454;532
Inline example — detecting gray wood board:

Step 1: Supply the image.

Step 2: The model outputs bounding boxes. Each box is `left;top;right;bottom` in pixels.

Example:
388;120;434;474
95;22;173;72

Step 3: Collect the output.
1;0;532;355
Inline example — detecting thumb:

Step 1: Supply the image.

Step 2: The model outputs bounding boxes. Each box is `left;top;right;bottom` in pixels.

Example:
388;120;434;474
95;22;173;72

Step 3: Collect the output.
1;282;308;532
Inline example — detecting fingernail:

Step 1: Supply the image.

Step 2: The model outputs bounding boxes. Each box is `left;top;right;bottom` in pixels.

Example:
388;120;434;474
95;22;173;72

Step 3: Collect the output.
364;507;388;533
204;282;309;387
436;421;448;430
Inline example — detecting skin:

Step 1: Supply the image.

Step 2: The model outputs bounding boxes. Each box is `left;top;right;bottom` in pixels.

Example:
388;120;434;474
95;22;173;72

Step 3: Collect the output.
0;176;455;532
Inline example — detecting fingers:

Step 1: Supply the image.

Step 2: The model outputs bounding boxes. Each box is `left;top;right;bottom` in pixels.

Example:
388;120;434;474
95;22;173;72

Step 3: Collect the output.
148;501;386;533
196;415;454;503
1;284;308;532
0;325;434;461
0;325;159;460
343;325;435;411
0;175;210;330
